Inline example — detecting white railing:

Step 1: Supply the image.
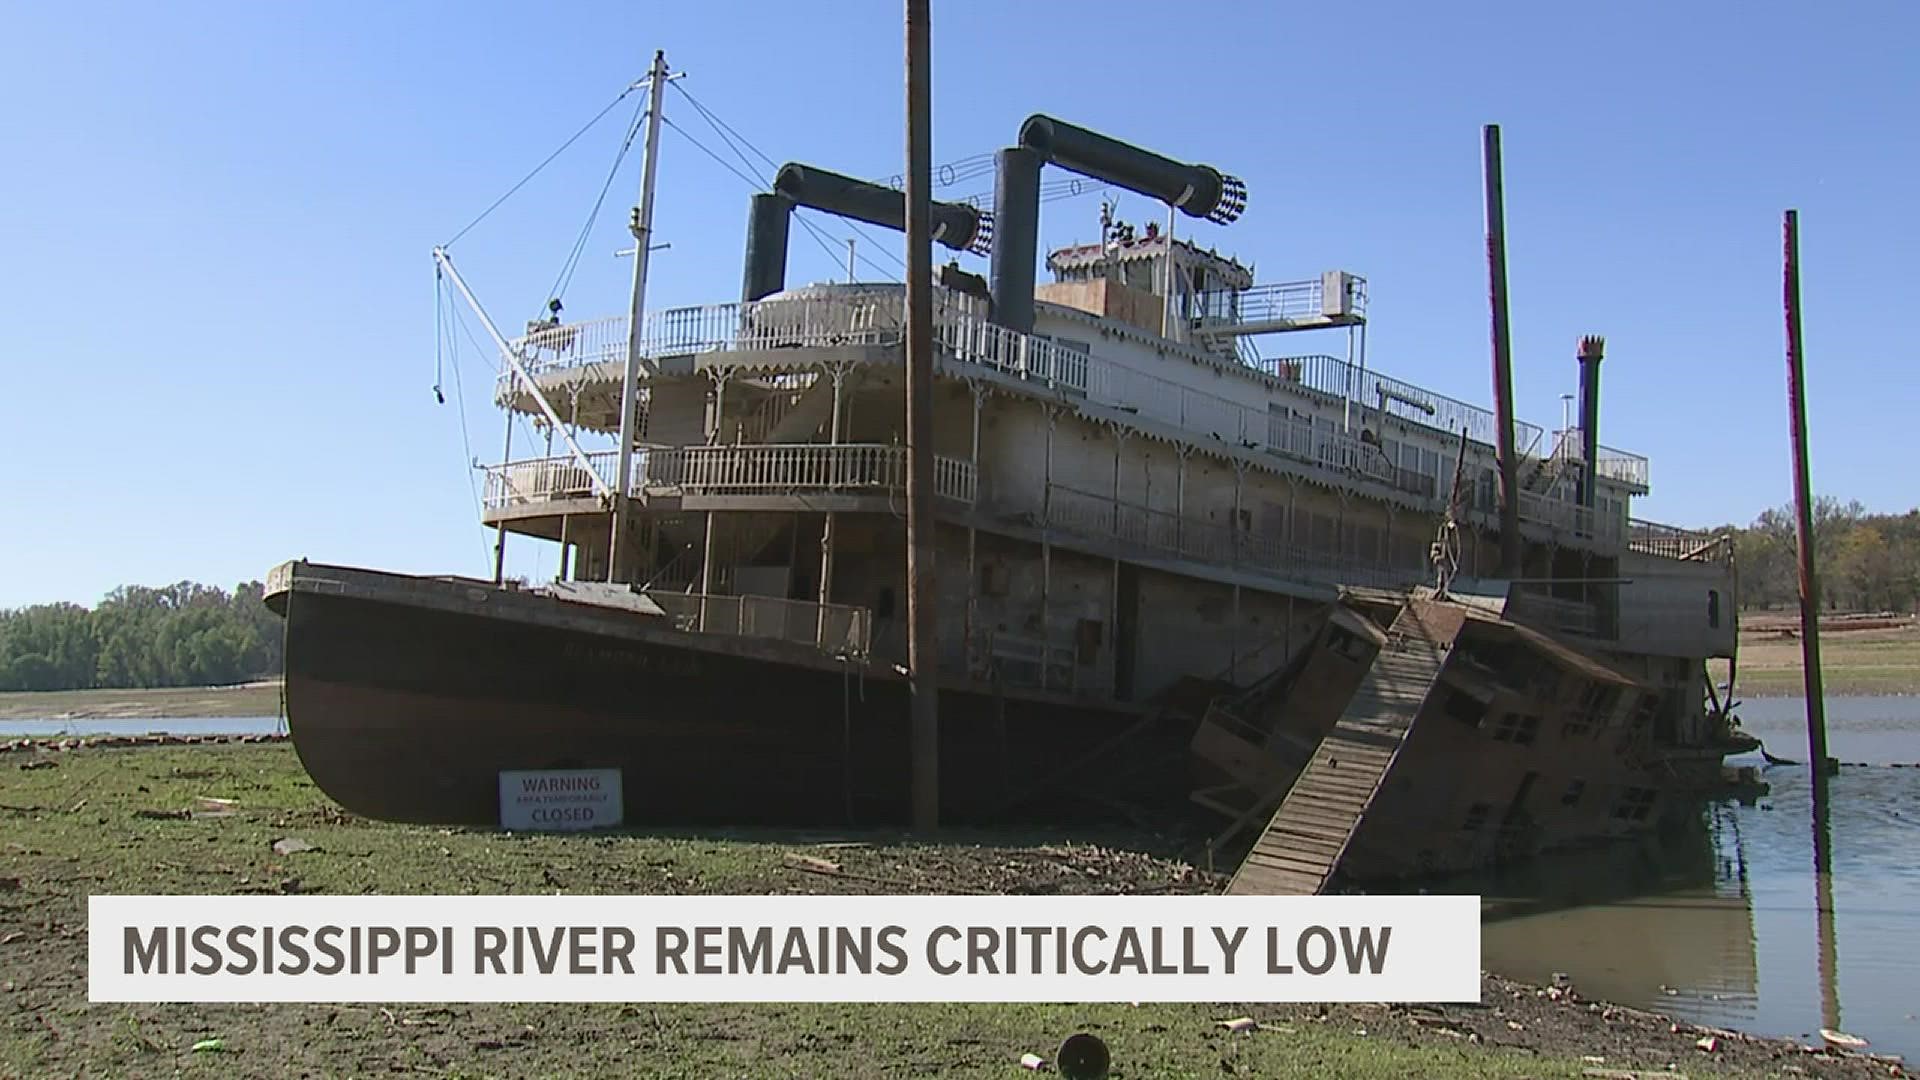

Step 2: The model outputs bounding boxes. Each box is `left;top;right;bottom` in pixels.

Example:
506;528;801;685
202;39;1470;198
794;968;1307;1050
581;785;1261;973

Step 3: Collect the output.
1628;519;1730;562
496;287;1647;513
939;307;1091;394
643;444;976;503
1261;353;1546;453
483;444;979;513
935;455;979;504
1516;491;1626;545
1596;445;1650;489
482;451;620;511
643;591;872;657
1196;275;1369;327
497;316;630;401
1044;483;1428;591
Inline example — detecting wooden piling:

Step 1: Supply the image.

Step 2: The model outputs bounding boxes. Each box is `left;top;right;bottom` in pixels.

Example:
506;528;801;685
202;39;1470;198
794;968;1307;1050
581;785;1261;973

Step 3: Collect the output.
1782;209;1831;792
904;0;940;830
1482;125;1522;577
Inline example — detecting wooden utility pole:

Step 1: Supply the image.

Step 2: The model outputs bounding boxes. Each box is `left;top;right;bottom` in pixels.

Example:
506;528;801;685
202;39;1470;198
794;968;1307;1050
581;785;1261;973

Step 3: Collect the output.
904;0;940;830
1782;209;1831;796
1483;124;1522;577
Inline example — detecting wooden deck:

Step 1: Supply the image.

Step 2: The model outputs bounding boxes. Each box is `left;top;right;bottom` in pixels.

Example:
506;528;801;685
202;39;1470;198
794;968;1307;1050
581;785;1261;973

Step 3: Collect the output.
1226;599;1467;896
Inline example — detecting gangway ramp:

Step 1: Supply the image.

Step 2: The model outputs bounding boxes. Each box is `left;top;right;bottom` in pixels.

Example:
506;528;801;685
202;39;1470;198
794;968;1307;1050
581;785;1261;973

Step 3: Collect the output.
1226;599;1466;896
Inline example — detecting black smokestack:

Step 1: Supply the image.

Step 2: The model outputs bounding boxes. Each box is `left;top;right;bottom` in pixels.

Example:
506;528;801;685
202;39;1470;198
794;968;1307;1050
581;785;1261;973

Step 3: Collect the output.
738;165;993;302
741;192;792;302
988;114;1246;332
1577;335;1604;509
1018;115;1246;225
988;147;1043;334
773;164;991;255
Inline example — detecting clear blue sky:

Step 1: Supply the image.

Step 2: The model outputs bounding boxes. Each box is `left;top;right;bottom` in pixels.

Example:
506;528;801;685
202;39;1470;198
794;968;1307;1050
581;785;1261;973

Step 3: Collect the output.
3;1;1914;609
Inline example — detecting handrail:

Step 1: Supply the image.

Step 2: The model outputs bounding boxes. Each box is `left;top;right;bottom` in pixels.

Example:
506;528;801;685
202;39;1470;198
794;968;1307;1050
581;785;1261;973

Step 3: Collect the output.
496;288;1645;507
1628;518;1730;562
484;444;979;510
482;451;622;511
643;590;872;657
1043;482;1428;591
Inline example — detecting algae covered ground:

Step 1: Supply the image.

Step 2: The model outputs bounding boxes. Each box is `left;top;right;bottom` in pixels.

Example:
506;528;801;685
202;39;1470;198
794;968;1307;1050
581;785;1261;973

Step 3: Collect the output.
0;743;1899;1078
0;680;282;722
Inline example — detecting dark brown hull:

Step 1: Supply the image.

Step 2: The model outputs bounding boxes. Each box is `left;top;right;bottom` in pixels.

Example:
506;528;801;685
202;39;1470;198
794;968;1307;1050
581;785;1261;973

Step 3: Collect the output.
277;575;1189;827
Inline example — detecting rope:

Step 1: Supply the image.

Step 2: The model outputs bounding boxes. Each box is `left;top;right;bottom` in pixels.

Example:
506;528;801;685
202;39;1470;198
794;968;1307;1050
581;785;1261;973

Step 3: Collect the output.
442;81;643;249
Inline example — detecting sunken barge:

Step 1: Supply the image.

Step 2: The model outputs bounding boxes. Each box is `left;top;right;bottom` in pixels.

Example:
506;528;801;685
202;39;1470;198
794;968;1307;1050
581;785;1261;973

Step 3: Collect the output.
267;95;1752;892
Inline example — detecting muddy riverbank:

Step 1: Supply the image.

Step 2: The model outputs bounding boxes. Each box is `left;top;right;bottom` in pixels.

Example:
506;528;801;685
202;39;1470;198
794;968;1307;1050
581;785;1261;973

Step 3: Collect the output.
0;681;283;722
0;743;1903;1077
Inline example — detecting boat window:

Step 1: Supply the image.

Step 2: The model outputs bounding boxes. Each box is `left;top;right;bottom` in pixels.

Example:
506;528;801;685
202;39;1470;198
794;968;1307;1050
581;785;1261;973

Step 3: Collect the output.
1561;779;1586;806
1707;589;1721;628
1574;682;1620;728
1489;711;1540;745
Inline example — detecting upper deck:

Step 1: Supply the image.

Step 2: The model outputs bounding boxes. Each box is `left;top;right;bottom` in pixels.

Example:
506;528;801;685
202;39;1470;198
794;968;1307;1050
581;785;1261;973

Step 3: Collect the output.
494;282;1651;539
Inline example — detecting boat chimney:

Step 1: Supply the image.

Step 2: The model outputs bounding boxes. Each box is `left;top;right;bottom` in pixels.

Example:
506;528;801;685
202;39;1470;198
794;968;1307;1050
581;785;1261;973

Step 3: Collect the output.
1576;334;1604;508
988;146;1044;333
742;192;793;302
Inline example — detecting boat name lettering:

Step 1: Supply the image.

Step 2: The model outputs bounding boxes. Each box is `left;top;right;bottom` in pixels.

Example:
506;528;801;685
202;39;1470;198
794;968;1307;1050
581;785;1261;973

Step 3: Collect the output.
562;642;702;676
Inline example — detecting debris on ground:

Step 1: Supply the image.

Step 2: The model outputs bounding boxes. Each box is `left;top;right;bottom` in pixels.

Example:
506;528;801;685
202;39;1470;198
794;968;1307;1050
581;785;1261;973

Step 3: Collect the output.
270;837;316;855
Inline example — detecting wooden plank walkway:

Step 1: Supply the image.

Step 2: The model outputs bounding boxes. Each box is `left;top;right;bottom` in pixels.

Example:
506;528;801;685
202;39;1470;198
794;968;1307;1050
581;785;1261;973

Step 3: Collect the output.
1226;599;1467;896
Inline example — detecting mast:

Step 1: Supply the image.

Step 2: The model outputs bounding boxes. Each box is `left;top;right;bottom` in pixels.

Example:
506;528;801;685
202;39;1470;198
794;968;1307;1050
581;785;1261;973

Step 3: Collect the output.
610;49;671;583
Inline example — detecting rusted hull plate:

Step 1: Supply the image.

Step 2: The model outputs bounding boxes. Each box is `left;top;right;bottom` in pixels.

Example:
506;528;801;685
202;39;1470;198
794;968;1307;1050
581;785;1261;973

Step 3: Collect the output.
280;584;1185;827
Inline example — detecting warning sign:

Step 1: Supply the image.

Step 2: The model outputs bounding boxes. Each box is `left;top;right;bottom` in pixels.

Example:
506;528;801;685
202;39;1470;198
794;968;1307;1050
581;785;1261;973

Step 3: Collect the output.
498;769;622;832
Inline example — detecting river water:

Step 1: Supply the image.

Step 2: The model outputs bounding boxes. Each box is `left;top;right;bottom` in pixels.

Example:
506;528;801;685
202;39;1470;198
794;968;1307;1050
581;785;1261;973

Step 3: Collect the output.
5;698;1916;1057
1480;695;1920;1061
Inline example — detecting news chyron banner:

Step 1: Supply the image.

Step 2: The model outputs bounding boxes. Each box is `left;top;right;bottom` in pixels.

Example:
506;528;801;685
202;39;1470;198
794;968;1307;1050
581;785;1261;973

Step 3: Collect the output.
91;895;1478;1003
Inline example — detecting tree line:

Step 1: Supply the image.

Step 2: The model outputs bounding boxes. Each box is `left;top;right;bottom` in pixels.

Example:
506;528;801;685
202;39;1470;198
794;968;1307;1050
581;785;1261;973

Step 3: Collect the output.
0;581;282;692
2;503;1913;693
1725;498;1920;613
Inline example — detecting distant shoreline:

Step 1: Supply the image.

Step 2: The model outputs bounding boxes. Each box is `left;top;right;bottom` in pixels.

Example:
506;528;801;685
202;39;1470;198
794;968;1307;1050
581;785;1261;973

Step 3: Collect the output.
1719;615;1920;698
0;615;1911;721
0;680;282;721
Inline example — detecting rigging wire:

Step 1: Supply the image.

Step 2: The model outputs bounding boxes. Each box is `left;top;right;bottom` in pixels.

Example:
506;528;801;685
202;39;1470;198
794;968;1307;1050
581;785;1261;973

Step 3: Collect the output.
542;92;650;318
442;80;644;249
670;82;910;276
434;270;496;571
657;116;902;283
447;303;543;454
